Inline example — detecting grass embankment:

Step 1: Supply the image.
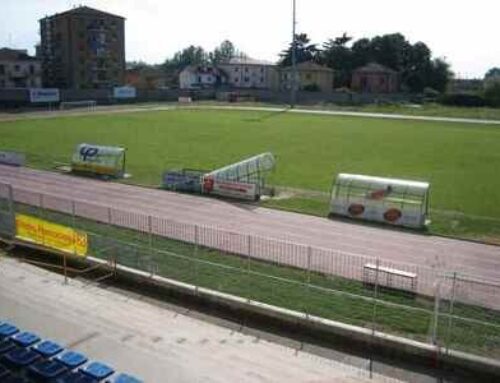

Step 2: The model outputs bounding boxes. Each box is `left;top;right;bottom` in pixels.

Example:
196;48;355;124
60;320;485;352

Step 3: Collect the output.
0;109;499;241
10;202;500;359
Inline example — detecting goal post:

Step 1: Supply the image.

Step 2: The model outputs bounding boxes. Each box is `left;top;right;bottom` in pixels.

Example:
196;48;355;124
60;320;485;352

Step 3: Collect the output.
59;100;97;111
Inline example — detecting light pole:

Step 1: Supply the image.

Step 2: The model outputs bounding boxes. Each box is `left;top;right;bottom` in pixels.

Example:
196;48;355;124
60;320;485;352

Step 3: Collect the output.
291;0;297;108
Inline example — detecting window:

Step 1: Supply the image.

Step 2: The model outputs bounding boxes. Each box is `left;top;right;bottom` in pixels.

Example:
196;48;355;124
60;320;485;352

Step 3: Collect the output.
260;77;264;83
234;67;239;72
305;73;312;80
234;78;239;83
14;65;20;71
260;67;264;73
245;67;249;72
0;64;4;75
380;77;385;85
244;77;249;82
29;65;35;75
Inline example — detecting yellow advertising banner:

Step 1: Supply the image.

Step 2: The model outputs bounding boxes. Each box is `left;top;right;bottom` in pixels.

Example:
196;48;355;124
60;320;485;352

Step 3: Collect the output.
15;214;88;257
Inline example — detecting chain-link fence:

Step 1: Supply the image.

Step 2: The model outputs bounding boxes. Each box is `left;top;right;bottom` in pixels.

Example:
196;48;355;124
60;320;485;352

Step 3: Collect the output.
1;181;500;360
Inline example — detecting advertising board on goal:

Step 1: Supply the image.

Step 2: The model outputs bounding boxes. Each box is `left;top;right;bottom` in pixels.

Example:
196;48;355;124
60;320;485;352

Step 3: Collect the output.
330;173;430;229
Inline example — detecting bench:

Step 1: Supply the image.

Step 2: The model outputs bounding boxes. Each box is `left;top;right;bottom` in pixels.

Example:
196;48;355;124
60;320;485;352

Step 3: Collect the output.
363;263;417;292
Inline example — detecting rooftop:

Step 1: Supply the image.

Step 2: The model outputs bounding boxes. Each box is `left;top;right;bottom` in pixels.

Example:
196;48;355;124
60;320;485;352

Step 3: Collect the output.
354;62;397;74
40;5;125;21
0;48;38;62
223;57;276;66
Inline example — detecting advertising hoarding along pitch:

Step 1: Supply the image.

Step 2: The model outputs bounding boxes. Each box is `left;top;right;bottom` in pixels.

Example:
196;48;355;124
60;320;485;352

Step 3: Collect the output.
15;214;88;256
203;177;258;200
113;86;136;99
29;88;60;103
0;151;25;167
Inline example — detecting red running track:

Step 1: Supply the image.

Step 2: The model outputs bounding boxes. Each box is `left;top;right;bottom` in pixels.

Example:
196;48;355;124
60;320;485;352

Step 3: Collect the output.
0;165;499;304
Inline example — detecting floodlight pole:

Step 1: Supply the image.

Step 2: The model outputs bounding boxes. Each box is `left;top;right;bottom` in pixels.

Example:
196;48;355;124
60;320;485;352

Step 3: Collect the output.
291;0;297;108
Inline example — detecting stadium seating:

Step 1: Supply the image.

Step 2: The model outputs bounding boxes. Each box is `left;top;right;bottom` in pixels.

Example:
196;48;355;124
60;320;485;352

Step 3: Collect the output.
0;320;142;383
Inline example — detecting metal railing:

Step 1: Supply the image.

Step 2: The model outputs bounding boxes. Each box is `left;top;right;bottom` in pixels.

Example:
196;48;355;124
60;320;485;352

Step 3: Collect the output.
1;181;499;361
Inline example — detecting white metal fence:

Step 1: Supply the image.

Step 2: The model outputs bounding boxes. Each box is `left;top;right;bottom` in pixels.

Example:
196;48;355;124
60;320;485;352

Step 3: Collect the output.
1;181;500;360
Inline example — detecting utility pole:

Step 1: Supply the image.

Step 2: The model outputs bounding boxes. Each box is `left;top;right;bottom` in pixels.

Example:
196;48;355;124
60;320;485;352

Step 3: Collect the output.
291;0;297;108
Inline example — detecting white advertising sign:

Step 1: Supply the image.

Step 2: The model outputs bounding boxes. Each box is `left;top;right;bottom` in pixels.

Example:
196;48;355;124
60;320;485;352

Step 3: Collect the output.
29;88;60;103
113;86;136;99
330;201;424;229
204;178;258;201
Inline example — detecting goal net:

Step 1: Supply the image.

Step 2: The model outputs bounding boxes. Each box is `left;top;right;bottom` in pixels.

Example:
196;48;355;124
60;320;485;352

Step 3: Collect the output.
60;100;97;111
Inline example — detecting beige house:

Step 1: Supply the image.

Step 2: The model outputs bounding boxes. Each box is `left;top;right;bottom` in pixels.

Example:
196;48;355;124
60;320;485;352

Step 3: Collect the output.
218;57;277;89
278;62;334;92
0;48;41;88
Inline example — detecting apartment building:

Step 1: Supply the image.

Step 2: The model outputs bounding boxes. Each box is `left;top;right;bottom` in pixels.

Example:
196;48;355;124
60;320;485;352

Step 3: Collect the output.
0;48;41;88
39;6;125;89
218;57;277;89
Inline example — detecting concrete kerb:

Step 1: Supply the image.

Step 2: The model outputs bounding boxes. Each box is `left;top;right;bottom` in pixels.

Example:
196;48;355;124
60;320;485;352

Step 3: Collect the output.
84;254;500;378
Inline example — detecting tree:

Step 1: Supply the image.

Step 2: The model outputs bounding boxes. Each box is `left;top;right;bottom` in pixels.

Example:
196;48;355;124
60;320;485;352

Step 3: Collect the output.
279;33;321;66
485;67;500;79
321;33;354;87
210;40;236;64
317;32;452;93
484;79;500;107
163;45;208;71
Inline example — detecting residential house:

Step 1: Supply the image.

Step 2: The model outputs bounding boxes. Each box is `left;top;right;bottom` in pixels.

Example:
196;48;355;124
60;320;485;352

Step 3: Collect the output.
218;57;277;89
0;48;41;88
179;66;226;89
278;61;334;92
39;6;125;89
351;63;399;93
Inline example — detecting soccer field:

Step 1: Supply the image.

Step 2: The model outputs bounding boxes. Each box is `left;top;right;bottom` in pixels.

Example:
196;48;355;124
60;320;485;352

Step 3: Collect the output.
1;108;499;240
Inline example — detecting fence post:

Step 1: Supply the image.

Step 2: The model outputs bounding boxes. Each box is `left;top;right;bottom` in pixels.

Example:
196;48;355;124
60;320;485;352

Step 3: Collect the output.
7;185;15;239
148;215;153;251
193;224;199;292
431;277;441;347
445;272;457;354
246;235;252;304
371;258;380;336
306;246;312;319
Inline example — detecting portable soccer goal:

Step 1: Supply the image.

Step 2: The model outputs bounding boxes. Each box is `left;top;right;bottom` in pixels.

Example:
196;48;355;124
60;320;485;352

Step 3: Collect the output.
60;100;97;111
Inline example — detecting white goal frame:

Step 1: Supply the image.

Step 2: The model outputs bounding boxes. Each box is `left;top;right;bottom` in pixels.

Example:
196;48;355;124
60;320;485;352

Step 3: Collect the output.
60;100;97;111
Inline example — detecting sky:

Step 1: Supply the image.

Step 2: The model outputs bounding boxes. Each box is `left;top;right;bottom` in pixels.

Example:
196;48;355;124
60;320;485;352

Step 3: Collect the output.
1;0;499;78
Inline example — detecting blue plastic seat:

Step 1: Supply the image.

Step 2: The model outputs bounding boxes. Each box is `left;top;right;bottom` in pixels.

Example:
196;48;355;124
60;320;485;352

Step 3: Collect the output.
11;331;40;347
56;371;98;383
112;373;143;383
2;347;40;367
55;351;88;369
28;359;68;380
80;361;114;380
32;340;64;358
0;323;19;339
0;340;17;355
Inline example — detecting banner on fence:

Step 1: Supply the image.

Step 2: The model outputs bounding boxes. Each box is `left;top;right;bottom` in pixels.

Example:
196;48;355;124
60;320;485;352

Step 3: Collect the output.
113;86;136;99
0;151;25;167
15;214;88;256
29;88;60;103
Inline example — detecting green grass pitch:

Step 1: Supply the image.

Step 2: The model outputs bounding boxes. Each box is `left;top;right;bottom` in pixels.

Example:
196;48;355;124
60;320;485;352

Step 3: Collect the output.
1;108;499;240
